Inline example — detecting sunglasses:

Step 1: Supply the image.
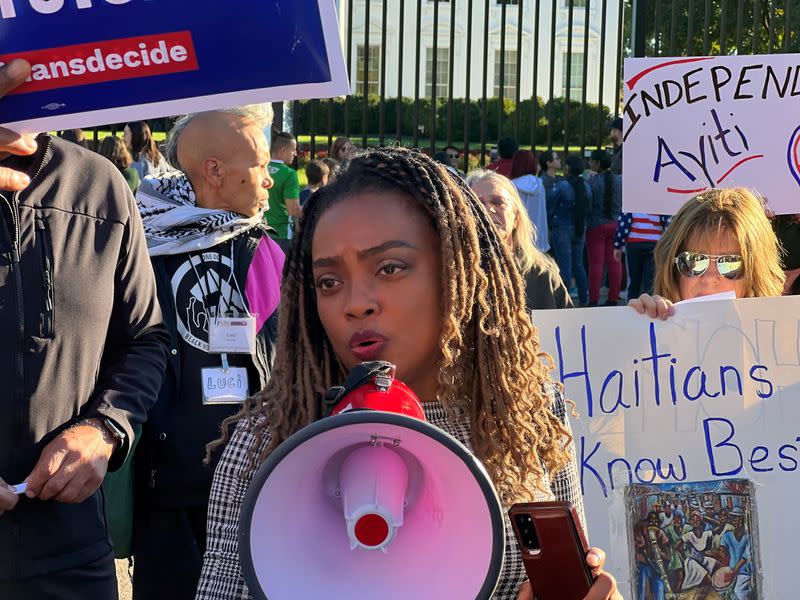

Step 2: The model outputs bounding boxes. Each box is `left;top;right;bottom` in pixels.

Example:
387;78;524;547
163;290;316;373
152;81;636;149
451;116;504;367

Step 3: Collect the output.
674;251;744;279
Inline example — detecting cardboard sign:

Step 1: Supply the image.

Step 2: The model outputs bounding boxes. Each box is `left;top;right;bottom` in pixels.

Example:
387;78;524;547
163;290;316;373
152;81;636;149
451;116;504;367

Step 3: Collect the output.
534;297;800;598
0;0;349;132
622;54;800;215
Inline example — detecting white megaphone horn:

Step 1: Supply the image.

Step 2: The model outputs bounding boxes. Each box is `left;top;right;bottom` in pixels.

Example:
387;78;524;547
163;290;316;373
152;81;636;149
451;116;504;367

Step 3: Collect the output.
238;361;505;599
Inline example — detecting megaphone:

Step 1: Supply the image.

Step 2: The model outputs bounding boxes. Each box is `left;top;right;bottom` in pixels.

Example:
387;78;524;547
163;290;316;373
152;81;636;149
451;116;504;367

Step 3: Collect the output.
239;362;505;599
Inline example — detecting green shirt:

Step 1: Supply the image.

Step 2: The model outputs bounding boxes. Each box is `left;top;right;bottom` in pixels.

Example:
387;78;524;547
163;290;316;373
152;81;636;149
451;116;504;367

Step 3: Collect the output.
265;160;299;239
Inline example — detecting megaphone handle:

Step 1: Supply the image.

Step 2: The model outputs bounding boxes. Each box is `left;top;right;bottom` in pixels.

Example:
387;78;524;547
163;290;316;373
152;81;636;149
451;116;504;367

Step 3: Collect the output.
323;361;394;415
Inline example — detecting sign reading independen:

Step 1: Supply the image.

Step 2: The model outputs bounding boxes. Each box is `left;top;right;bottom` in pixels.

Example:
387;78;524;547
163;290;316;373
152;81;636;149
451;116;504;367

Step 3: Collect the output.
622;54;800;215
0;0;348;132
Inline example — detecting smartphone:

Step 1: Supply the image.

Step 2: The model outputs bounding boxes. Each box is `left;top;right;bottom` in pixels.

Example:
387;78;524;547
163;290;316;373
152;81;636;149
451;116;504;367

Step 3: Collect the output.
508;501;595;600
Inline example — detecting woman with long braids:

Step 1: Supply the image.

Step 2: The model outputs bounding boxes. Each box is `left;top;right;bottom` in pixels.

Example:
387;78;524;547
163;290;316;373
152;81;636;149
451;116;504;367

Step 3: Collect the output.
195;147;621;600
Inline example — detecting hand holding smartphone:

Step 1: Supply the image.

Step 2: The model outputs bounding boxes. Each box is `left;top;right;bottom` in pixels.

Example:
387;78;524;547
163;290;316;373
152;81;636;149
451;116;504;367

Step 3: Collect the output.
509;501;595;600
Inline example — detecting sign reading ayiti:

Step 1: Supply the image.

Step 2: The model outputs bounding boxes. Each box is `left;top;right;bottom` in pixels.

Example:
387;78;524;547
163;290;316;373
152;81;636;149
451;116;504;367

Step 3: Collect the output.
622;54;800;215
534;297;800;598
0;0;348;132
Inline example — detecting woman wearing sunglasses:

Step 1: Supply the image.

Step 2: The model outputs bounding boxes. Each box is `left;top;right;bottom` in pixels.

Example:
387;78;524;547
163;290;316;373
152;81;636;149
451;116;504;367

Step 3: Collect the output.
628;187;785;319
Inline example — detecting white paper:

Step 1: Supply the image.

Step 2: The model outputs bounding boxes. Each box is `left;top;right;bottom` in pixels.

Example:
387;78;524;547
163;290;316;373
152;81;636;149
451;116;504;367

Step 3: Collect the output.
623;53;800;215
675;290;737;305
11;482;27;495
534;296;800;598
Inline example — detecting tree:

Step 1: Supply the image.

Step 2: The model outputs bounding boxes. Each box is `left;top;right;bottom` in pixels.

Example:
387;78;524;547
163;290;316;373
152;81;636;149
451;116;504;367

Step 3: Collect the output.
629;0;798;59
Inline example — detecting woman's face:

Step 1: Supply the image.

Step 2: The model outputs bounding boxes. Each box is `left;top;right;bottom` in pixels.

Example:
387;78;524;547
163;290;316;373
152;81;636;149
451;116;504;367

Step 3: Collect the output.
122;126;132;151
469;178;517;244
337;141;355;161
312;190;443;400
677;228;748;300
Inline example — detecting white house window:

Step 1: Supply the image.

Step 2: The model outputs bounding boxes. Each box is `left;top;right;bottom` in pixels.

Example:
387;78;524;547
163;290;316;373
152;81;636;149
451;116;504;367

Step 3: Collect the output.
494;49;518;98
561;51;584;98
356;45;380;96
426;47;450;98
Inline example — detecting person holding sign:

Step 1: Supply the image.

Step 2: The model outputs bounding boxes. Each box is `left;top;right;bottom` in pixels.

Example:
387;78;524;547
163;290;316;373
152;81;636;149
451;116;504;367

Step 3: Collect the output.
196;148;622;600
0;59;169;599
132;106;284;600
628;188;785;319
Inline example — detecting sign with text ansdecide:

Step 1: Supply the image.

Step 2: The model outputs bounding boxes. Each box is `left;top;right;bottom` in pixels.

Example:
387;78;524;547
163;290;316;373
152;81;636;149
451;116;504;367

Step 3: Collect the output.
0;0;348;132
622;53;800;215
534;297;800;598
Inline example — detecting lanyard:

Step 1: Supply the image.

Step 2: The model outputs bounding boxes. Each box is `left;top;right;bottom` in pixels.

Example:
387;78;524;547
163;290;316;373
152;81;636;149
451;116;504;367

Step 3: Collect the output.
188;241;252;323
188;242;253;364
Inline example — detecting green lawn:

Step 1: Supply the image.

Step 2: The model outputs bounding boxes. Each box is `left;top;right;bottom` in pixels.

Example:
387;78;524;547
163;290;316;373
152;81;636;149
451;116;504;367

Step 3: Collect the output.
79;129;168;143
74;130;588;155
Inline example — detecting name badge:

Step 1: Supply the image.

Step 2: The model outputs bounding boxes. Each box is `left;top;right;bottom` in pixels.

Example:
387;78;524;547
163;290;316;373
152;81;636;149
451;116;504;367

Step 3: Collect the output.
202;367;249;405
208;317;257;354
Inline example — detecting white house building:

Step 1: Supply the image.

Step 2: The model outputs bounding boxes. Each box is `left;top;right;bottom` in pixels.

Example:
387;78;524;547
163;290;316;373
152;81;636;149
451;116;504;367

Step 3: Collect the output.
339;0;622;112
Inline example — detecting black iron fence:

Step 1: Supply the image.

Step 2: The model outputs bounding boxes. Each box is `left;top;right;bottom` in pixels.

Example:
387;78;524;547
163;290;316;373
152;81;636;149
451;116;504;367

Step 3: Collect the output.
84;0;797;166
295;0;799;167
292;0;626;166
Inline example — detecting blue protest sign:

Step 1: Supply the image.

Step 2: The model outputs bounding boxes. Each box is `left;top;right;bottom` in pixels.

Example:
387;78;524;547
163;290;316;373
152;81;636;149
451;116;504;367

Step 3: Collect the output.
0;0;349;132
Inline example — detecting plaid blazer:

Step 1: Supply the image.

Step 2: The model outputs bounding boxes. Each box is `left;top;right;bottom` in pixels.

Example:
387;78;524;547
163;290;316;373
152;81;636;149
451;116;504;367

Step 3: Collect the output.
195;384;585;600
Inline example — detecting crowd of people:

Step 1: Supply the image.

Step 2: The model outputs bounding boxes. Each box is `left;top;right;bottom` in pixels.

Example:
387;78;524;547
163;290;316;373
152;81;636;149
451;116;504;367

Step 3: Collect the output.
0;54;793;600
634;495;752;600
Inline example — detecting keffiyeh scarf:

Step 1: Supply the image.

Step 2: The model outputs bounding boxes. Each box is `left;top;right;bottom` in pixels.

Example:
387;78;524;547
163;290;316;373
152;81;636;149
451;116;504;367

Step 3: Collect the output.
135;171;266;257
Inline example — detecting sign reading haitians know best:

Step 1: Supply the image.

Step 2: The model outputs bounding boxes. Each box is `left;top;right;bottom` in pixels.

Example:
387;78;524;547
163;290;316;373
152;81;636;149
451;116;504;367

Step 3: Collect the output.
0;0;348;132
622;53;800;215
534;297;800;598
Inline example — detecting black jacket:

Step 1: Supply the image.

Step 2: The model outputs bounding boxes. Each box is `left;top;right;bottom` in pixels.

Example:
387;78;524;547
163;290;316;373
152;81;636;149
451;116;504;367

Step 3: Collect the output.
135;225;281;509
0;135;169;578
524;257;574;311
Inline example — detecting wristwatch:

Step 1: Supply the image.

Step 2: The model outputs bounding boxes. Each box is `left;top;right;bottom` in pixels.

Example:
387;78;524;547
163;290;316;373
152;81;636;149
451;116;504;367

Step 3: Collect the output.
100;418;126;448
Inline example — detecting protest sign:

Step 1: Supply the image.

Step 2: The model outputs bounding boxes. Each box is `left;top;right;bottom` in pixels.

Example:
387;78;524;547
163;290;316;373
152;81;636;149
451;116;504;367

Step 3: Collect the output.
534;296;800;598
0;0;348;132
622;53;800;215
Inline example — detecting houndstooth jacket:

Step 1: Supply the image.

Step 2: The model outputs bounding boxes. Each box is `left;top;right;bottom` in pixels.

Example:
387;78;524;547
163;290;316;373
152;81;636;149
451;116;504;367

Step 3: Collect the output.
195;383;585;600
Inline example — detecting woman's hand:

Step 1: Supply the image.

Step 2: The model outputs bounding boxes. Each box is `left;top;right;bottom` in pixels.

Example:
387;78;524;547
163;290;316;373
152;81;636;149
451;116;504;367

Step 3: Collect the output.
516;548;622;600
612;249;622;263
583;548;623;600
517;580;533;600
628;293;675;320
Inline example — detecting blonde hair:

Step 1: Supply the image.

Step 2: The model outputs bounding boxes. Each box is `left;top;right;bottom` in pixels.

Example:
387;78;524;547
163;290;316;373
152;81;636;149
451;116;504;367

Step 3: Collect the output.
466;169;541;275
654;188;785;300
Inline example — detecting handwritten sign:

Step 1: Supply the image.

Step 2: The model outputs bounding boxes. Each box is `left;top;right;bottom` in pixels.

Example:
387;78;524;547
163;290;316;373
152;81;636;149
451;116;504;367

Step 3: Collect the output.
0;0;348;132
534;297;800;598
622;54;800;215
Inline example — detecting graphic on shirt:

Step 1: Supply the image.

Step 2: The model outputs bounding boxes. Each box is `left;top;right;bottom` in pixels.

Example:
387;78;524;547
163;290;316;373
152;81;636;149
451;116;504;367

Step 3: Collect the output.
171;252;247;352
625;479;759;600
